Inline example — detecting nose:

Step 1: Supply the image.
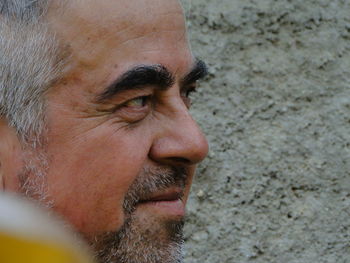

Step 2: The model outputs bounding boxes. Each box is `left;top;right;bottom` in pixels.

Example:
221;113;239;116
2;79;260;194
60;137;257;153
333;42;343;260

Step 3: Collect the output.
149;103;209;165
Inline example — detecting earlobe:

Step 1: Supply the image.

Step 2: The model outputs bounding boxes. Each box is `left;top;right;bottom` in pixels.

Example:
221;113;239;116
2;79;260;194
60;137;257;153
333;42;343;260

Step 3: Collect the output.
0;166;3;190
0;172;2;190
0;118;22;191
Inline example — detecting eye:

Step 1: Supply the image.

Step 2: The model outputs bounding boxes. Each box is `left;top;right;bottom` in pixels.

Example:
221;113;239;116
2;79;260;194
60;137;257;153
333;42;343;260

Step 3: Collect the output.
123;96;150;108
112;95;152;124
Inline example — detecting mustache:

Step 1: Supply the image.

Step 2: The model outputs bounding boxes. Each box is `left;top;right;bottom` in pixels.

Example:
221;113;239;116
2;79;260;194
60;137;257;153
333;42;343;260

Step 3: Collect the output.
123;166;188;214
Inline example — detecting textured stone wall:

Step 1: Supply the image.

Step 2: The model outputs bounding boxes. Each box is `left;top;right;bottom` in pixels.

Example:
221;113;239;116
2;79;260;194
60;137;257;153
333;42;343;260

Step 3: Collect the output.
183;1;350;262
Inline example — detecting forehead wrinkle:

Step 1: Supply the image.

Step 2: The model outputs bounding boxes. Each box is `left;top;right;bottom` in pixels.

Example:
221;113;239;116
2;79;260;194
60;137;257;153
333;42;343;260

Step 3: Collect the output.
115;11;185;40
116;32;160;51
116;32;184;56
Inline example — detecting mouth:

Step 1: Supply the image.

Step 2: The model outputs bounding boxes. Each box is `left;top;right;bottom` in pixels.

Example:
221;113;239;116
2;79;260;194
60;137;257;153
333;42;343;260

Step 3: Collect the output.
137;188;185;217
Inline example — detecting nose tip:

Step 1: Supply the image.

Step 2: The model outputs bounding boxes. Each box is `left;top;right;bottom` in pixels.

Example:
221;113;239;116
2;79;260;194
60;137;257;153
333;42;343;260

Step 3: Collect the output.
172;120;209;164
149;111;209;165
185;122;209;164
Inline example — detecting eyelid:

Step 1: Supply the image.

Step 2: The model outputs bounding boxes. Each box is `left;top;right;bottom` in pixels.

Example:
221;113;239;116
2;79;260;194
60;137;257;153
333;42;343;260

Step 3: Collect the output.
123;95;150;107
110;88;152;104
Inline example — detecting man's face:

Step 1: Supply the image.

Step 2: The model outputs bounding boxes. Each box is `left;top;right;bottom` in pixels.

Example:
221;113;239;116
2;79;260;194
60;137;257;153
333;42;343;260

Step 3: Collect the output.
3;0;208;262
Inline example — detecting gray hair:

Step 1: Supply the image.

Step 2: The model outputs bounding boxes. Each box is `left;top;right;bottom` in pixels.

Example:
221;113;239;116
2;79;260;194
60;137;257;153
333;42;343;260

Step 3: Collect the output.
0;0;67;146
0;0;49;21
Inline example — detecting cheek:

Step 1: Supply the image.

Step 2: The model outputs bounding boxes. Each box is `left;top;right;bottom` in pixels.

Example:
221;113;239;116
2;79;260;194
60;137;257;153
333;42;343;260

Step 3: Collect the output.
45;126;150;236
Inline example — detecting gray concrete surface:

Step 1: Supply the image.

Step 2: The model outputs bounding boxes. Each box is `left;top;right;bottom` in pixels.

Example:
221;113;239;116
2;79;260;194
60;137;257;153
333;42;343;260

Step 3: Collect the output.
183;1;350;262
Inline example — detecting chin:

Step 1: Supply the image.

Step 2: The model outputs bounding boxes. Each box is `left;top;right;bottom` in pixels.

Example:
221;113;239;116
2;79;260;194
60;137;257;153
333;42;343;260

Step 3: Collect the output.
88;165;189;263
90;208;185;263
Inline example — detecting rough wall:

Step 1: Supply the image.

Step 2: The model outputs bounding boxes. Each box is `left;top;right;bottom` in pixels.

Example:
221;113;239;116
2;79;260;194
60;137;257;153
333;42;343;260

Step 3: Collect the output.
183;1;350;262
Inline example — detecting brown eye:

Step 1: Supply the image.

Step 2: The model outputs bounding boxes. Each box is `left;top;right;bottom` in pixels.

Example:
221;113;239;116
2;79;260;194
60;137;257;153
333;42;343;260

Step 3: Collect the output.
124;96;149;108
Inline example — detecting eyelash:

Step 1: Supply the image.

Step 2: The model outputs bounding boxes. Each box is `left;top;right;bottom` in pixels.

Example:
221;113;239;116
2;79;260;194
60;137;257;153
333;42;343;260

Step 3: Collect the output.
184;86;197;97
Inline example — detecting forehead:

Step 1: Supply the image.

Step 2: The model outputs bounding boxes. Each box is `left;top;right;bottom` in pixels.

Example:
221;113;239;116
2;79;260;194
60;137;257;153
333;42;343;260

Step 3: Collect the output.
48;0;191;77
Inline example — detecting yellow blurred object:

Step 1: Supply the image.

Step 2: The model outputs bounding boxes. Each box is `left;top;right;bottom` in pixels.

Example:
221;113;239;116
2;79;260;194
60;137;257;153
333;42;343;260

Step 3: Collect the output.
0;193;95;263
0;232;87;263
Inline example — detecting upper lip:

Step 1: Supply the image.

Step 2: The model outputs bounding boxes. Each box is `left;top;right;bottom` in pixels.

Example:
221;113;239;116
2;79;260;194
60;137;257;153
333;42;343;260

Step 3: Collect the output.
139;188;183;203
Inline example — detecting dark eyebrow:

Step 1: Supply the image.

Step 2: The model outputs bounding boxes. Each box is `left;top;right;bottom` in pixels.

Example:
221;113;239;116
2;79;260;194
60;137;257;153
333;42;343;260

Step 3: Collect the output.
97;64;175;102
96;59;208;103
180;59;208;88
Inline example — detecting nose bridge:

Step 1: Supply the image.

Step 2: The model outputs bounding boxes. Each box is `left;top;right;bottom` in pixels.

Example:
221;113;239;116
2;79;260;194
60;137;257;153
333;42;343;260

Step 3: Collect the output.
150;101;209;165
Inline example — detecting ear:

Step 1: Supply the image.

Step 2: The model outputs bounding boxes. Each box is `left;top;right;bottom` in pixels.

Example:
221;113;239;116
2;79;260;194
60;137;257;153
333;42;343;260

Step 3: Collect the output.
0;165;3;190
0;118;23;191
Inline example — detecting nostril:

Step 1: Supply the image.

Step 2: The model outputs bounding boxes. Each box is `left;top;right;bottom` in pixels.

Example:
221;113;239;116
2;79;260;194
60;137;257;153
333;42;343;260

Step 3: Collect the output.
167;157;191;164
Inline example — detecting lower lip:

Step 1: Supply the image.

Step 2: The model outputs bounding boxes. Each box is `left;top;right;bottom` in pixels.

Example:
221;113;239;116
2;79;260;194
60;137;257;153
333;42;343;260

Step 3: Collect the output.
138;199;185;217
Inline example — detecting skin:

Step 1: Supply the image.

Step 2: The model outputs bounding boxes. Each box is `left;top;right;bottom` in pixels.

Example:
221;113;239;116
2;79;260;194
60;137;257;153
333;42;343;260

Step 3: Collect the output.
0;0;208;245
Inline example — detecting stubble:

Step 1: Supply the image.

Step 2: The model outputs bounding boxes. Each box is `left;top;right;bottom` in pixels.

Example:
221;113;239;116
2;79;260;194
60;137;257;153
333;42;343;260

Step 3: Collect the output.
90;166;188;263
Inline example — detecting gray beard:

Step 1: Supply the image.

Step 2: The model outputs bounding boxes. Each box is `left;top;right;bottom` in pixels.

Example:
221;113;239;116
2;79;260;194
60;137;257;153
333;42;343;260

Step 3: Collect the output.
91;212;185;263
90;165;187;263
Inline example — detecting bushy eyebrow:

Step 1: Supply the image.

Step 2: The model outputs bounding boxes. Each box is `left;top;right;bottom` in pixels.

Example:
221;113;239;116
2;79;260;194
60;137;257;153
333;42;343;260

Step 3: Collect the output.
180;59;208;88
96;59;208;103
97;64;174;102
